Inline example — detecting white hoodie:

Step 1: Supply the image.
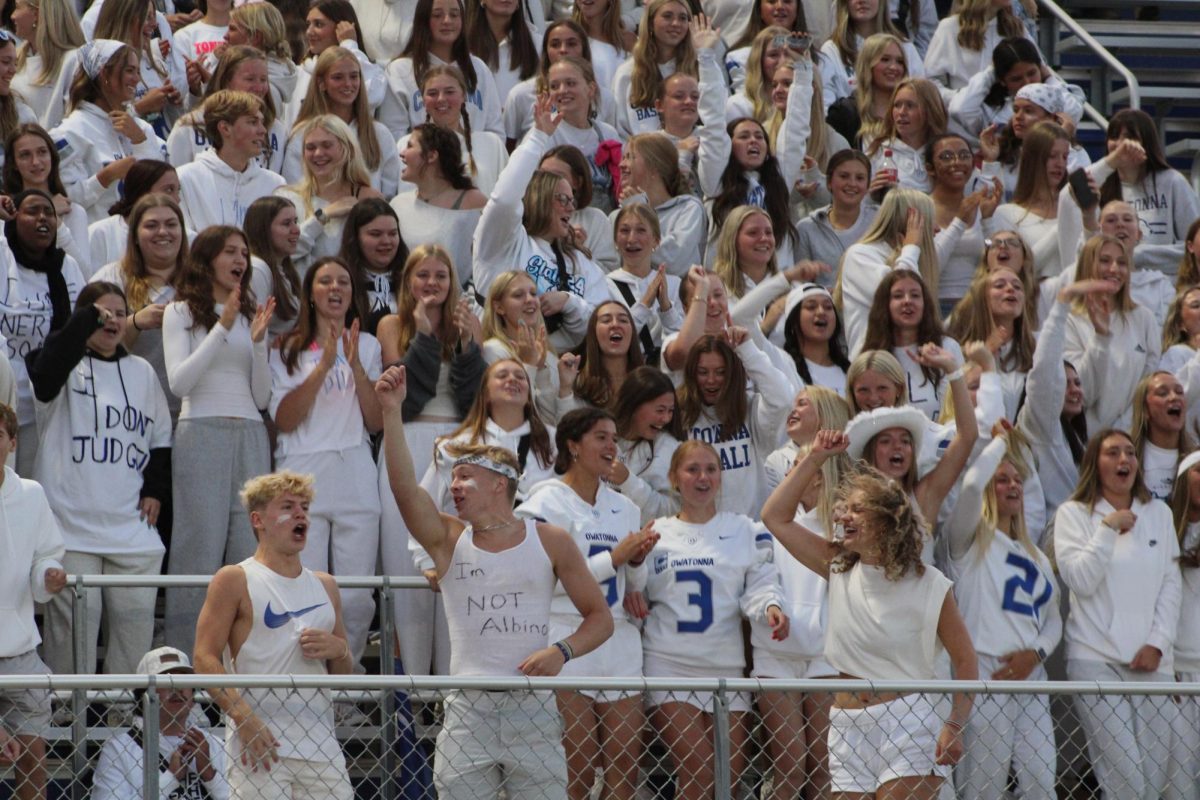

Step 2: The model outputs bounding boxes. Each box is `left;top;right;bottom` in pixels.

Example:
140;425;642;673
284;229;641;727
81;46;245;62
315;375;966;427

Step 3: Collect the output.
51;102;166;222
177;150;287;232
0;466;65;656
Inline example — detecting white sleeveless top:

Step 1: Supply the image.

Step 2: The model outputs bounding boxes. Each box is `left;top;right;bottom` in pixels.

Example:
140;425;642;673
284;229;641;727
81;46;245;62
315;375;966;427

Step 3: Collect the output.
825;562;952;681
225;558;340;762
441;519;556;676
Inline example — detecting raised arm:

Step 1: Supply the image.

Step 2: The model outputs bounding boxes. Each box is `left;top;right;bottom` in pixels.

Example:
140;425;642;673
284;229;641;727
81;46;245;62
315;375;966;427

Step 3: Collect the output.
663;265;713;371
914;343;978;523
692;17;731;199
760;430;845;578
377;366;461;570
944;432;1008;561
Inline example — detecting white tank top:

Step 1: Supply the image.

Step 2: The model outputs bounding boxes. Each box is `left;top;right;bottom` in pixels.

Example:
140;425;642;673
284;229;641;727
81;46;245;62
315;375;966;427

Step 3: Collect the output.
441;519;556;676
225;558;340;762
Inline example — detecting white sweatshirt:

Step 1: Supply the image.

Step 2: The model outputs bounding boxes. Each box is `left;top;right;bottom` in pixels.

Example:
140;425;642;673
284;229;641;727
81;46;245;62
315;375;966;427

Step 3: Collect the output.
13;48;79;130
471;128;614;352
288;41;387;119
177;150;286;232
611;194;706;278
614;433;680;525
606;267;684;353
686;339;791;517
1063;301;1159;432
166;110;287;175
1176;522;1200;673
751;502;832;661
503;76;618;143
392;129;508;198
817;36;924;112
51;102;167;222
611;58;676;138
0;467;65;656
923;15;1037;91
162;303;271;420
34;350;171;556
382;53;505;137
1054;497;1181;674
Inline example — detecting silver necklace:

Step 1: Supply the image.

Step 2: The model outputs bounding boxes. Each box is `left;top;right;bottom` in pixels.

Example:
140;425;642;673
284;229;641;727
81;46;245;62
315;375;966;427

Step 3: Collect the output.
473;518;520;533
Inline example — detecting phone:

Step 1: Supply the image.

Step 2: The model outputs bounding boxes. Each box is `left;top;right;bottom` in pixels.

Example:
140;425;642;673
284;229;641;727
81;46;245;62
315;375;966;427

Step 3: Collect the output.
788;34;812;53
1068;167;1097;210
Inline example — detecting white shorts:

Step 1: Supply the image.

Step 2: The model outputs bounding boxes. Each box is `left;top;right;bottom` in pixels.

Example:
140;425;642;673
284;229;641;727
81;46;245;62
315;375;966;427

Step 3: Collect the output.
751;652;837;680
828;694;949;794
228;755;353;800
0;650;51;736
642;652;752;713
435;689;567;800
549;618;642;703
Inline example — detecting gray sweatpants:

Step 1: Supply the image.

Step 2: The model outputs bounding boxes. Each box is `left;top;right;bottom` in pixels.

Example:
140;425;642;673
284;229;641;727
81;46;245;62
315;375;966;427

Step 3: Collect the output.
164;417;268;654
1067;659;1178;800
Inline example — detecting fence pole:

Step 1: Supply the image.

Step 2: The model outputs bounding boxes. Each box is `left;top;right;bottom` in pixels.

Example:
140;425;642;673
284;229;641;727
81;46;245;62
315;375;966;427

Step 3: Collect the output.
379;578;397;800
712;681;732;800
70;576;89;800
142;679;160;800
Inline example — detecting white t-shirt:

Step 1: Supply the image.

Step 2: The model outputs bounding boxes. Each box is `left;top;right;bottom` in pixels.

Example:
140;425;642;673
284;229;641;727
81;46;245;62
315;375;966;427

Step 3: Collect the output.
1141;442;1178;502
268;333;382;459
173;21;228;61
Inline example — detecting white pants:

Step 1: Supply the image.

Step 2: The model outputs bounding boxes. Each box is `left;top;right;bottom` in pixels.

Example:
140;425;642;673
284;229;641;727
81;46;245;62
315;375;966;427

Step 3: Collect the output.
1067;659;1178;800
228;755;353;800
1167;669;1199;800
434;689;567;800
280;446;380;666
378;420;456;676
42;549;163;674
956;654;1056;800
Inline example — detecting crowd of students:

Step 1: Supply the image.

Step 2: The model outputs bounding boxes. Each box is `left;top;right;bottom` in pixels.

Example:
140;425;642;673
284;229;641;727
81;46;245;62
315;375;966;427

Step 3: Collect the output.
0;0;1198;795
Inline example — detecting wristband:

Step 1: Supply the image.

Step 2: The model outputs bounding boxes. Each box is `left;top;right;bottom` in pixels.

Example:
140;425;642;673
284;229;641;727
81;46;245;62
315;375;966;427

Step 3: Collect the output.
314;207;327;224
131;310;143;332
552;640;573;663
1036;647;1048;664
944;718;966;731
946;365;967;383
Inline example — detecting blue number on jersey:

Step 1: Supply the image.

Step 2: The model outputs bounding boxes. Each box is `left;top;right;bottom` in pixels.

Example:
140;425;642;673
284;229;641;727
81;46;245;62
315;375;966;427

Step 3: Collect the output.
1001;552;1052;620
587;544;619;607
675;570;714;633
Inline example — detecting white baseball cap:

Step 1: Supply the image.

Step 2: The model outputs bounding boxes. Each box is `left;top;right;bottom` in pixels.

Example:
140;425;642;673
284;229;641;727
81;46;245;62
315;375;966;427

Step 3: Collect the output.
136;646;194;676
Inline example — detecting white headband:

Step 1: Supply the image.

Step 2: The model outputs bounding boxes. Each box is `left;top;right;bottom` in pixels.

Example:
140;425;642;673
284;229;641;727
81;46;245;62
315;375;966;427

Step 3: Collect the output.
453;454;519;481
1178;450;1200;480
79;39;126;80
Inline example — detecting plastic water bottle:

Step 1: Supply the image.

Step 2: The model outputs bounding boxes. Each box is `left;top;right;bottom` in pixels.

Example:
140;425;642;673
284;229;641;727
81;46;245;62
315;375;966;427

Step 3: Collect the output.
873;148;899;203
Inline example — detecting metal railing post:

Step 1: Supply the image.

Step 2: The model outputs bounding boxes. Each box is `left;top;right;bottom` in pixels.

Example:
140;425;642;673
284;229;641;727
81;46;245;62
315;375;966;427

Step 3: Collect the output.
379;577;397;800
1037;0;1140;110
70;576;89;800
712;680;731;800
142;679;160;800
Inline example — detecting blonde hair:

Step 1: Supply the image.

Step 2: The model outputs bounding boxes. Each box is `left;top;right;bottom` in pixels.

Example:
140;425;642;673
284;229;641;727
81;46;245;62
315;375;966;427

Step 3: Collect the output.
712;206;778;298
742;26;789;124
1163;286;1200;352
285;114;372;214
1131;371;1193;456
956;0;1025;51
831;0;904;69
294;47;381;170
240;470;315;513
972;428;1039;561
832;468;927;579
853;33;908;146
231;2;292;61
202;89;264;151
868;77;946;155
390;244;462;361
1071;234;1135;317
450;443;520;500
833;188;939;305
798;386;853;533
94;0;167;79
629;0;698;108
15;0;85;86
480;270;556;357
1012;121;1070;208
845;349;908;415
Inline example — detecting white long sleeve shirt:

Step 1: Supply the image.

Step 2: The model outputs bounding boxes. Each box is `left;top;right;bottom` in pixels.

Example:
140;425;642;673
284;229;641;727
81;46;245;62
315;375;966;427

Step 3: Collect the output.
840;240;921;357
162;303;271;420
1054;497;1181;674
1063;302;1158;432
0;467;65;656
382;54;506;138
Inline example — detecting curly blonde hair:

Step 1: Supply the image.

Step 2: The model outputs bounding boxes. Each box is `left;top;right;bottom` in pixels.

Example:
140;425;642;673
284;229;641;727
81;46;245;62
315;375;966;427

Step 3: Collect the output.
831;468;927;580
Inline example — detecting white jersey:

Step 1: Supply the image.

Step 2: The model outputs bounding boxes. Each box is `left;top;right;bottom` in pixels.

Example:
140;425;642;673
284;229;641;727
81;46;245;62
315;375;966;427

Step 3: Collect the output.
440;519;556;677
947;532;1062;659
643;512;783;673
517;478;645;680
228;558;340;762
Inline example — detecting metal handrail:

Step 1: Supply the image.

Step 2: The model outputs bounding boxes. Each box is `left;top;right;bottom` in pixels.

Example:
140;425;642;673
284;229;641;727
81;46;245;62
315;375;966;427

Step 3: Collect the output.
1039;0;1141;116
65;574;430;589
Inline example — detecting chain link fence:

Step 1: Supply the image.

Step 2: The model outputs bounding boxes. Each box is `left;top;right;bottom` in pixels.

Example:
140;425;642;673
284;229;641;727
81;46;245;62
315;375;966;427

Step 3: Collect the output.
2;674;1199;799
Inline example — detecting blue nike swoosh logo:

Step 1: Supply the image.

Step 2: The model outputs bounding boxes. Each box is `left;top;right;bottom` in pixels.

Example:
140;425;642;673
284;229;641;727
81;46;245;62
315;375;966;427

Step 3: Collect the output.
264;601;326;629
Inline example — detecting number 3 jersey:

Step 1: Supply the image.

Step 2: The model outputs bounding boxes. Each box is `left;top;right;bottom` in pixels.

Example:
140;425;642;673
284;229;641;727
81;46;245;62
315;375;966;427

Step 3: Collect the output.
946;531;1062;660
643;512;784;673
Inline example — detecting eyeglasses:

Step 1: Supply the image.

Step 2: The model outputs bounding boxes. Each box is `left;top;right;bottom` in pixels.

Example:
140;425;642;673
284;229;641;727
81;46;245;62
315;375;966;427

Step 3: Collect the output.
553;192;576;210
935;150;974;163
986;237;1022;250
